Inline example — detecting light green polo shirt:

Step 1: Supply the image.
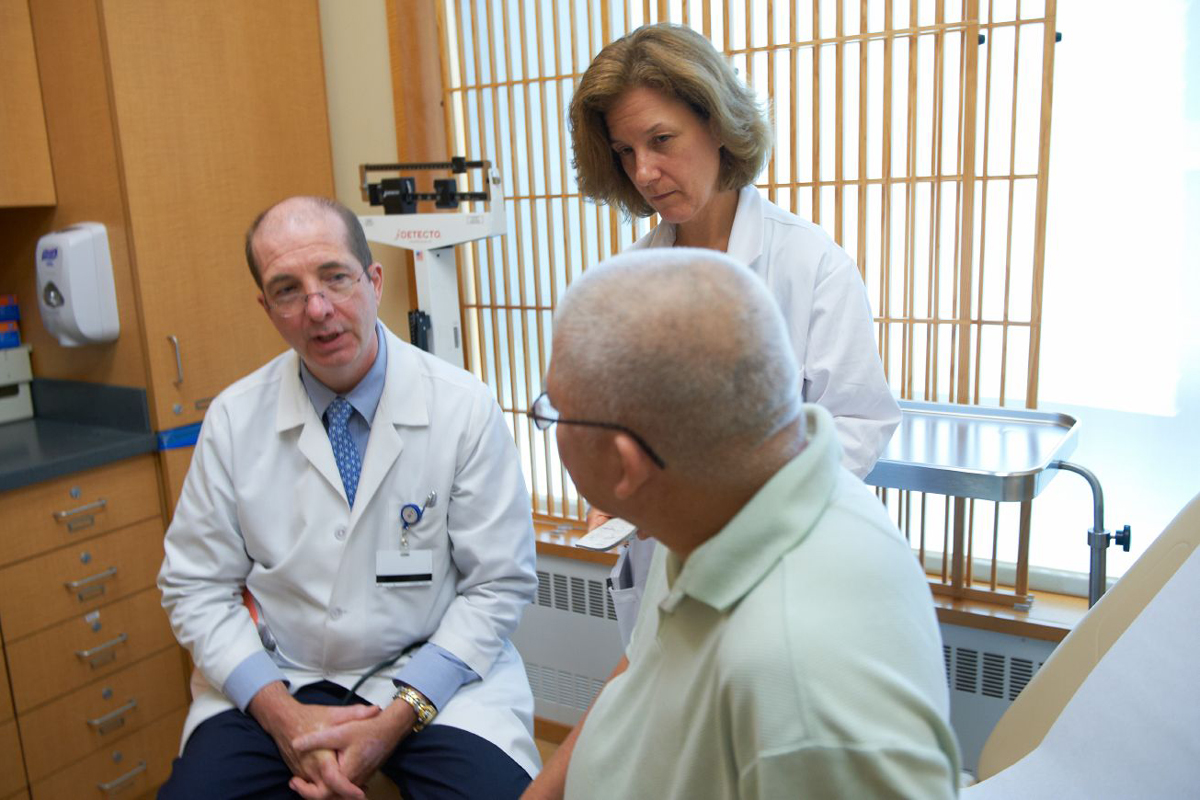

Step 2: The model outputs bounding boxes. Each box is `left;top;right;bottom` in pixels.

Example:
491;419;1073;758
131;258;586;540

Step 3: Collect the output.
565;405;960;799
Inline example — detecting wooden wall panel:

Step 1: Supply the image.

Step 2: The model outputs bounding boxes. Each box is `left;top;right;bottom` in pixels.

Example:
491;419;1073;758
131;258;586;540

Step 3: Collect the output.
99;0;335;430
385;0;450;310
0;0;55;207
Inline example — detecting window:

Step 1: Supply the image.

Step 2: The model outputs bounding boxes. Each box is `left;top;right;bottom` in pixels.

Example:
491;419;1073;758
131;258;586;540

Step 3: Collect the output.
1023;0;1199;581
426;0;1172;603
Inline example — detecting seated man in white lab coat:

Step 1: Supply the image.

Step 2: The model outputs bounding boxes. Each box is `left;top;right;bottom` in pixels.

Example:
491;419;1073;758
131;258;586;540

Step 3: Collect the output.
527;249;961;799
158;196;539;799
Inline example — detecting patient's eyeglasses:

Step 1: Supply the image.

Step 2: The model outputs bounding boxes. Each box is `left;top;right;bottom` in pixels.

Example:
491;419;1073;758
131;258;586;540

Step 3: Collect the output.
263;268;366;318
529;392;666;469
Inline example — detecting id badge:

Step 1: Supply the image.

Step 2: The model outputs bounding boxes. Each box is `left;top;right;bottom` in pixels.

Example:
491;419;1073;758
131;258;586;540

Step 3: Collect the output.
376;549;433;588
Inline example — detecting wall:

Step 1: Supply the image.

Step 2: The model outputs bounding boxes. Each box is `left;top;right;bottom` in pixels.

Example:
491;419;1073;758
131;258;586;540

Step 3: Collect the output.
318;0;413;336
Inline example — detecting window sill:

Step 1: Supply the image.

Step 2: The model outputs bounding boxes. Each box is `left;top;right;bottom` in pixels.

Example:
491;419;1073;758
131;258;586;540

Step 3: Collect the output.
532;520;1087;642
932;586;1086;643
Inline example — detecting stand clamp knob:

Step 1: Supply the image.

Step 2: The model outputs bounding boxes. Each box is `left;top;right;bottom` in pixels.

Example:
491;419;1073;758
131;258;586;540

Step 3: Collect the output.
1114;524;1132;552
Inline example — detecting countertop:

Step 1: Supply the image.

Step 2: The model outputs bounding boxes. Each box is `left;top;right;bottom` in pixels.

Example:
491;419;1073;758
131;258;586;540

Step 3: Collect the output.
0;379;156;493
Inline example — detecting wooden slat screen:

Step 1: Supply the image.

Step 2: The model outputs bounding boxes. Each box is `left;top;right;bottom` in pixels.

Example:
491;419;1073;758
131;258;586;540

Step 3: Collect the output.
434;0;1058;606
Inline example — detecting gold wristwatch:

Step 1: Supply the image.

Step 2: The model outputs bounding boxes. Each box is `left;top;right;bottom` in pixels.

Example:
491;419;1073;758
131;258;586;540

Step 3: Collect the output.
392;684;437;732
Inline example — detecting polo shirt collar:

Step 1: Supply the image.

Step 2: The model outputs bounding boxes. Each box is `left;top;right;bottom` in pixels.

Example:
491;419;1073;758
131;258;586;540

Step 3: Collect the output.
660;404;843;614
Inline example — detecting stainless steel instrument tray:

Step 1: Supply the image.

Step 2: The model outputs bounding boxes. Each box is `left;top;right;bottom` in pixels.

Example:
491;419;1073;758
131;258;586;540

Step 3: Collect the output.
863;400;1079;502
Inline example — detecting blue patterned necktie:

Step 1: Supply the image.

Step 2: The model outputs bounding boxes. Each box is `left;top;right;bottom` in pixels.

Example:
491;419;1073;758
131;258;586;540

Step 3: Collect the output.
326;397;361;508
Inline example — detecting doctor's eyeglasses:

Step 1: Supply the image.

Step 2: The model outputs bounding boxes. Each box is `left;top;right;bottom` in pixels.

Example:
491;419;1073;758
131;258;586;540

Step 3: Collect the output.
263;268;367;317
529;392;666;469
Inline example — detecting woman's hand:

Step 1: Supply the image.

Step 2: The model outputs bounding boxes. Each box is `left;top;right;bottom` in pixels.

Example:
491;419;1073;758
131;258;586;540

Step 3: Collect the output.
585;506;614;531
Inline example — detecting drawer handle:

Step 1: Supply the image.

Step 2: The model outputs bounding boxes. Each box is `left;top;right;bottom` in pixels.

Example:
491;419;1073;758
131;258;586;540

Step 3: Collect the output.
75;633;128;668
65;566;119;601
53;498;108;522
97;760;146;794
87;698;138;735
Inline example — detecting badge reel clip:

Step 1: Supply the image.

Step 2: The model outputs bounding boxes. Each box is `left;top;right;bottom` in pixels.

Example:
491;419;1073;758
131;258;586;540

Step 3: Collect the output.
399;490;438;553
378;490;437;589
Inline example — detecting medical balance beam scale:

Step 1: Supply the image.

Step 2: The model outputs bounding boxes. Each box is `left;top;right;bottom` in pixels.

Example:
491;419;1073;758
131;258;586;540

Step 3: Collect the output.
357;158;505;369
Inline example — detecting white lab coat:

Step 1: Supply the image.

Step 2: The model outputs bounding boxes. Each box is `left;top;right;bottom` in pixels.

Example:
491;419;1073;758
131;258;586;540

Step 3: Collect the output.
614;186;901;645
158;325;540;777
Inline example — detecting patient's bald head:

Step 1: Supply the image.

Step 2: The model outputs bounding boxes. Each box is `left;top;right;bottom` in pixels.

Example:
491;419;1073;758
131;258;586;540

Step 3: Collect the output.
549;248;801;483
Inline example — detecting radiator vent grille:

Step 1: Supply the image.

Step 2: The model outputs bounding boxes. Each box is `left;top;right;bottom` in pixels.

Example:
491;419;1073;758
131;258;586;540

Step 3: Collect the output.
535;569;618;621
982;653;1006;698
570;577;587;615
552;573;568;611
946;646;1043;702
525;662;606;711
1009;657;1034;700
954;648;979;693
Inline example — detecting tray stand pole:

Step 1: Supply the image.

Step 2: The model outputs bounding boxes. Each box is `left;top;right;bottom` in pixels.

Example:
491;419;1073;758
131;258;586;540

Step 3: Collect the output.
1049;460;1132;608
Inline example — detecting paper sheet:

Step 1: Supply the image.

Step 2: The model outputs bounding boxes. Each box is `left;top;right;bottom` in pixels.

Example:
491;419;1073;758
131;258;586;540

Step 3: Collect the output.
964;546;1200;798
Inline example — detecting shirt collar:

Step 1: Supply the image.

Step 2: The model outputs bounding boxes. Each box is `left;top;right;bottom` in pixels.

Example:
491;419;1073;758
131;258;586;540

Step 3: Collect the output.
659;404;843;614
299;321;388;424
725;184;765;266
639;185;763;266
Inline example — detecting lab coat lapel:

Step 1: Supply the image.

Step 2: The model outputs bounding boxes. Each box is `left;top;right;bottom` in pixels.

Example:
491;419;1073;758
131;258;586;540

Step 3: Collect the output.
725;185;765;268
275;351;347;504
351;328;430;522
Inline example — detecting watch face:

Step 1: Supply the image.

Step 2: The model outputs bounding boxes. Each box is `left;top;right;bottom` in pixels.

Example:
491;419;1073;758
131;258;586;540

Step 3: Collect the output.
401;504;421;525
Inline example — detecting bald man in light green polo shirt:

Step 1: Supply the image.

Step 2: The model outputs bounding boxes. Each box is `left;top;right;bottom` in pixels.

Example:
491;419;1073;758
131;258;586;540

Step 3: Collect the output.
526;249;960;800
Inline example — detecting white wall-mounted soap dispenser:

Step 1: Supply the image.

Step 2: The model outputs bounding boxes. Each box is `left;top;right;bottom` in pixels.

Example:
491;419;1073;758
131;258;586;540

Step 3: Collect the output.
36;222;120;347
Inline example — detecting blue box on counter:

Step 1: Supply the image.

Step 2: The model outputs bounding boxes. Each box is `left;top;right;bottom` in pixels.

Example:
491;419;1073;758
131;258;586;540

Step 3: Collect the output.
0;295;18;322
0;321;19;349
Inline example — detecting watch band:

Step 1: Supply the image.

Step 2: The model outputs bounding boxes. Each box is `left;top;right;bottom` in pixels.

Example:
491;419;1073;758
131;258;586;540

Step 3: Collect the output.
392;684;437;732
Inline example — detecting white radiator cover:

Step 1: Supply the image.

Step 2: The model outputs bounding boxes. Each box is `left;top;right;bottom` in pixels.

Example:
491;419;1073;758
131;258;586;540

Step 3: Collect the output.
512;553;1059;776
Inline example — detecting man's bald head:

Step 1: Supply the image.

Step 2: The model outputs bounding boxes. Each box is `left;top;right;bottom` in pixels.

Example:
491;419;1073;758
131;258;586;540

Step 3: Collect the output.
550;248;802;482
244;196;373;289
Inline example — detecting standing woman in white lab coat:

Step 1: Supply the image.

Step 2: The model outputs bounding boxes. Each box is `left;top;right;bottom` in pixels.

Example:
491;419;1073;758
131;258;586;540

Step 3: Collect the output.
567;22;901;643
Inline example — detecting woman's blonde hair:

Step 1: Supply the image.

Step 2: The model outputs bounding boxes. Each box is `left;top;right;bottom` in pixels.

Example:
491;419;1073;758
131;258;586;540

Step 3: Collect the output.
569;23;772;218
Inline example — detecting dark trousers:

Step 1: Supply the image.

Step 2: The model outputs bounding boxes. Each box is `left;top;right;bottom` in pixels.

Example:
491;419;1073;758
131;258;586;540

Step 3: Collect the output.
158;681;532;800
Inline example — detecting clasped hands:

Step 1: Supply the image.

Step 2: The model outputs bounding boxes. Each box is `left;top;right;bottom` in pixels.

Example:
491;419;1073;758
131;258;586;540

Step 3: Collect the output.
249;682;417;799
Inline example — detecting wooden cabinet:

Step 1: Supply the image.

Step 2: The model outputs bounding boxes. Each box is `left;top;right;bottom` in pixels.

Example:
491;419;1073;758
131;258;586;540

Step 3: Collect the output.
0;0;56;207
0;456;160;566
19;648;186;783
95;0;334;431
8;589;176;713
0;717;25;799
16;0;334;430
0;518;165;641
0;642;12;722
0;456;187;798
30;708;185;799
0;641;25;799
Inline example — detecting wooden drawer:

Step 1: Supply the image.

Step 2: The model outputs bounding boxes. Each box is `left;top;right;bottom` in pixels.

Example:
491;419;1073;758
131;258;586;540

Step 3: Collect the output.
0;518;165;642
2;789;29;800
0;644;12;723
7;589;174;713
0;457;160;567
19;647;187;783
29;707;184;800
0;718;25;798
